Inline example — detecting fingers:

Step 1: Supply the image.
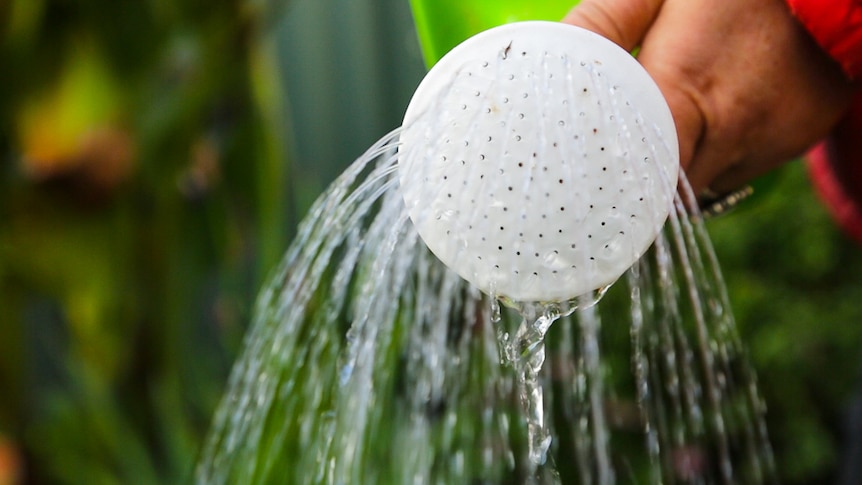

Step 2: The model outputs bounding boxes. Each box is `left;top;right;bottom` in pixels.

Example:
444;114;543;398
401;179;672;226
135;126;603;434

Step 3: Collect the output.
638;41;707;185
562;0;664;51
563;0;708;191
632;3;736;193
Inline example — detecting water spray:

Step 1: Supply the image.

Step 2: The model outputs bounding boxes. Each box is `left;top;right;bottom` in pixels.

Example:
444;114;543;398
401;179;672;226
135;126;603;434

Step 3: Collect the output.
197;17;775;485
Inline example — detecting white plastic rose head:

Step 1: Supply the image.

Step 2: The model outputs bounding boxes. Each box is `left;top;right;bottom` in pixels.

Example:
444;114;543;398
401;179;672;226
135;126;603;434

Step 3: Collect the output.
398;21;679;303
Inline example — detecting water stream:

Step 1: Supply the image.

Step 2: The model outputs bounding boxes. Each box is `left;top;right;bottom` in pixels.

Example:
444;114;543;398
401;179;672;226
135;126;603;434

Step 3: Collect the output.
195;124;775;484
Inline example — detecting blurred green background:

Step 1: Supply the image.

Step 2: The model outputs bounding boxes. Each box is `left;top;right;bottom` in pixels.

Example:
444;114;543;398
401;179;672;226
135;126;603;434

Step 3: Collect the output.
1;1;862;484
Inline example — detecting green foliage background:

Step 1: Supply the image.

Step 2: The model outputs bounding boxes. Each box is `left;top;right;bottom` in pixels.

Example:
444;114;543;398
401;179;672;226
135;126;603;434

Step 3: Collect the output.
1;0;861;484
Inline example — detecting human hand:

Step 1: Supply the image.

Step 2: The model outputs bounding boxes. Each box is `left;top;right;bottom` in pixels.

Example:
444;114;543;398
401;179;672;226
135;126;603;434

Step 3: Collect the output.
563;0;858;195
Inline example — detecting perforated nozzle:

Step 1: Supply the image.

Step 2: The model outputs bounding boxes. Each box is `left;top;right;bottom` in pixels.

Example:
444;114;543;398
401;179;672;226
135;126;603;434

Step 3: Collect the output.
399;21;679;302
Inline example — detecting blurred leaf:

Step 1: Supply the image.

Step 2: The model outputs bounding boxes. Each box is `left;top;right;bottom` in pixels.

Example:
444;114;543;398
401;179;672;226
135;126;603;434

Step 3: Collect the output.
17;40;126;179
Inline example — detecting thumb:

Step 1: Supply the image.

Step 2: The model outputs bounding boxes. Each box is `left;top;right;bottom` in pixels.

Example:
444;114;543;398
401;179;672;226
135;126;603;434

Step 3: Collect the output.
565;0;705;181
562;0;664;51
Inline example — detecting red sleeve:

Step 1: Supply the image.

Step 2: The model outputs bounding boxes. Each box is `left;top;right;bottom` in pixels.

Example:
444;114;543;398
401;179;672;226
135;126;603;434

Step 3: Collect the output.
786;0;862;79
807;96;862;243
786;0;862;242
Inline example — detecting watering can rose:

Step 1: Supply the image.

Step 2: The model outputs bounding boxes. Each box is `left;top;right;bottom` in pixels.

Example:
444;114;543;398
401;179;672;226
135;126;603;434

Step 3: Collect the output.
398;21;679;302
